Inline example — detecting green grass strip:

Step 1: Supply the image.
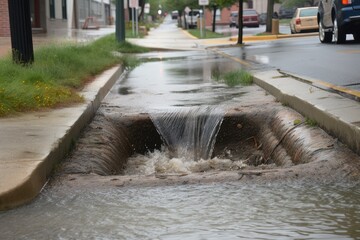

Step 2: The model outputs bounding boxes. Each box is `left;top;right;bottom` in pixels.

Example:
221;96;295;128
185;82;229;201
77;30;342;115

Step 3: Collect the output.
187;29;226;39
212;69;253;87
0;34;148;117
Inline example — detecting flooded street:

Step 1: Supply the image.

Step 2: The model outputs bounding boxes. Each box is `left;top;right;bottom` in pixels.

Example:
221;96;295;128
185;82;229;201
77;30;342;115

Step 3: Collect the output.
104;50;261;113
1;50;360;239
1;182;359;239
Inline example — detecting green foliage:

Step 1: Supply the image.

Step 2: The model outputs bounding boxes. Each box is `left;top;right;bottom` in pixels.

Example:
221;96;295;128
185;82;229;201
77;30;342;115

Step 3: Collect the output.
163;0;237;13
209;0;237;8
281;0;317;8
212;69;253;87
0;34;148;117
211;68;222;81
305;117;317;127
187;29;225;38
293;119;302;125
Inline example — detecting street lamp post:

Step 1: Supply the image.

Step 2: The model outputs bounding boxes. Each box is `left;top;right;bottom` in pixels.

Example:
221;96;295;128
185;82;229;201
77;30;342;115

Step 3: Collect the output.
116;0;126;42
8;0;34;64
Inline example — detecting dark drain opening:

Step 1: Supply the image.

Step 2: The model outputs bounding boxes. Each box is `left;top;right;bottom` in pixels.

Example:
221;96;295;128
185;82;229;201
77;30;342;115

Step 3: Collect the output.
63;109;301;176
61;107;360;183
62;107;359;178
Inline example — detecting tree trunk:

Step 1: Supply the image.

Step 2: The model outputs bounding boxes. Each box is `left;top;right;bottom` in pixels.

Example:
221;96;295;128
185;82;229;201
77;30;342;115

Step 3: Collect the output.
237;0;243;44
212;6;217;32
266;0;274;33
8;0;34;64
138;0;145;21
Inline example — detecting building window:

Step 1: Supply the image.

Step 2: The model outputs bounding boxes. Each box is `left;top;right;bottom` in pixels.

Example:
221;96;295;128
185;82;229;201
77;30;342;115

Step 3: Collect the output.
214;9;221;21
62;0;67;19
49;0;55;19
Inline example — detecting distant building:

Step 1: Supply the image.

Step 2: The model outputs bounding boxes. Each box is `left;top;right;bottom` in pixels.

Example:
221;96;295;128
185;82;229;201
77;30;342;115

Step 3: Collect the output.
202;0;281;27
0;0;115;37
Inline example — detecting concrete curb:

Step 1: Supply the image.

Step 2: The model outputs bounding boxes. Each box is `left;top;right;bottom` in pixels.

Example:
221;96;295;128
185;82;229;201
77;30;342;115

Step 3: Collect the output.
253;70;360;156
0;65;123;210
229;32;318;42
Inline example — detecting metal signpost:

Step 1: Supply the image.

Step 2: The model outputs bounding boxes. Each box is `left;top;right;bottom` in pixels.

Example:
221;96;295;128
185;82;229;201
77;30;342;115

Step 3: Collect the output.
198;0;209;38
129;0;139;36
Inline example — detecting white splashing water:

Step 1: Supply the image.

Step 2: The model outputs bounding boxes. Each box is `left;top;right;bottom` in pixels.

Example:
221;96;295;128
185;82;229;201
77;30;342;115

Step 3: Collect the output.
124;148;247;175
123;106;247;175
150;106;225;161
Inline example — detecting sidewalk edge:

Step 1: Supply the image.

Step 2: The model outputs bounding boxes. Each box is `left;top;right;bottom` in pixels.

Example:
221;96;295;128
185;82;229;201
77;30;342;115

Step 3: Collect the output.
254;72;360;156
0;65;123;211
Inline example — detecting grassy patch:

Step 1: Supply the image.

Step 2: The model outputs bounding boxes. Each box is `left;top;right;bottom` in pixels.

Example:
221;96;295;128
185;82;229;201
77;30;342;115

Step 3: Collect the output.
305;117;318;127
0;34;148;117
187;29;225;39
293;119;303;125
125;22;159;38
212;69;253;87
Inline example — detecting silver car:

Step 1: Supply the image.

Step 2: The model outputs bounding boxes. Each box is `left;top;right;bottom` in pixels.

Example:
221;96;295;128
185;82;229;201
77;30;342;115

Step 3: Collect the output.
290;7;319;34
317;0;360;43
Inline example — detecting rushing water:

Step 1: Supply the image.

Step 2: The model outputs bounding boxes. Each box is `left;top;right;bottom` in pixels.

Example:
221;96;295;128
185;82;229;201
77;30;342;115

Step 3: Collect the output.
0;182;359;239
1;51;359;239
150;106;225;161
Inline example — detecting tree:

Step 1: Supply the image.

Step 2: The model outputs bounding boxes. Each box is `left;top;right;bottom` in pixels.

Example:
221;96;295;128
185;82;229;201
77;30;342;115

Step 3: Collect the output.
282;0;317;7
209;0;237;32
237;0;243;44
266;0;275;33
163;0;200;28
8;0;34;64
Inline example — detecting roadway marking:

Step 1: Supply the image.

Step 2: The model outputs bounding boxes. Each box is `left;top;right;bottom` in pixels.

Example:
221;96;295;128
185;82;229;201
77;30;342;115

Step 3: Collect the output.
211;48;360;100
337;49;360;54
280;71;360;99
312;79;360;98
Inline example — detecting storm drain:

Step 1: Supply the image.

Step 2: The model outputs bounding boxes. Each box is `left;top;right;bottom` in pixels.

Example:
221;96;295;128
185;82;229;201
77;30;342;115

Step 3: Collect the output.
61;106;351;178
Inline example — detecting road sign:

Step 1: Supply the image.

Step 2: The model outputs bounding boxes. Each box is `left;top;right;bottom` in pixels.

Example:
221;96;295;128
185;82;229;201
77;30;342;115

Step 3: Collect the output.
129;0;138;8
144;3;150;14
199;0;209;5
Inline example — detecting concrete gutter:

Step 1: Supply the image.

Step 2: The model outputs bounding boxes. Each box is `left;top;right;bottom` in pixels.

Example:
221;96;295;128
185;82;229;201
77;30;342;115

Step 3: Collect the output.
0;26;357;211
0;65;123;211
253;70;360;156
229;32;318;42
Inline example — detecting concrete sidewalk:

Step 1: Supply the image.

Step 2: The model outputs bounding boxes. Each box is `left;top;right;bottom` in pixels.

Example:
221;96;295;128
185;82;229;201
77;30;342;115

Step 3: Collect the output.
1;24;359;210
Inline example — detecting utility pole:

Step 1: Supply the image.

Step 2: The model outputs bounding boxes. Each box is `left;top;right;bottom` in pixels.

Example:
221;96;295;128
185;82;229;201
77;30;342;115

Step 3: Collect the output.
8;0;34;64
116;0;126;42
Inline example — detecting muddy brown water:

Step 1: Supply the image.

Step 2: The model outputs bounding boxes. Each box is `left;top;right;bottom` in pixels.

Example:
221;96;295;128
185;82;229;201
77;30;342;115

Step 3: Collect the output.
0;51;359;239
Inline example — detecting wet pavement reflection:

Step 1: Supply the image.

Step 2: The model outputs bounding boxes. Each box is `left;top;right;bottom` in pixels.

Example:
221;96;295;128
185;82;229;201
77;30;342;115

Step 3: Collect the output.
1;48;359;239
103;51;262;114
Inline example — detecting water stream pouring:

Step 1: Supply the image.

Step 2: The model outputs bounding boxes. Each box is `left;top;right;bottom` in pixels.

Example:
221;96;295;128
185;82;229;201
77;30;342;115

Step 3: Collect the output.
150;106;225;161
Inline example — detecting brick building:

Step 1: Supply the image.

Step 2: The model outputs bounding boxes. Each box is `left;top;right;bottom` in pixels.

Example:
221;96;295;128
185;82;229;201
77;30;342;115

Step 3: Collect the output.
0;0;10;37
202;0;281;27
0;0;114;37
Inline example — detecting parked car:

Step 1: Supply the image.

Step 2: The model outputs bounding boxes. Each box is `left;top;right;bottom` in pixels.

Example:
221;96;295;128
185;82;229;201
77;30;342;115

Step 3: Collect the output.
185;9;200;29
290;7;319;33
259;13;267;25
229;9;259;28
318;0;360;44
171;10;179;20
229;11;238;27
279;5;297;19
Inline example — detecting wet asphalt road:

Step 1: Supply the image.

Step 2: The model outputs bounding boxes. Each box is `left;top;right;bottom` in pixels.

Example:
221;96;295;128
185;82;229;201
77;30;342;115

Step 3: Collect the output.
223;35;360;92
103;50;267;114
